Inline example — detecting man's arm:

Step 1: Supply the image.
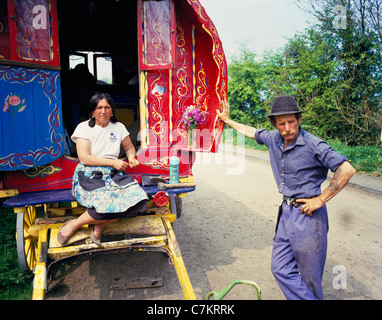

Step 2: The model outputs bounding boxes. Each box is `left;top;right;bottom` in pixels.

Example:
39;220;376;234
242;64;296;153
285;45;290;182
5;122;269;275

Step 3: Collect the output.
296;161;356;216
217;100;257;139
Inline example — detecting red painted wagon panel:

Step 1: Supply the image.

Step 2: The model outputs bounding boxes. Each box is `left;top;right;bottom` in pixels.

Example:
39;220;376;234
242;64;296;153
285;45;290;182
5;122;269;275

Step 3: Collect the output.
138;0;176;71
138;0;227;152
7;0;60;67
2;155;78;192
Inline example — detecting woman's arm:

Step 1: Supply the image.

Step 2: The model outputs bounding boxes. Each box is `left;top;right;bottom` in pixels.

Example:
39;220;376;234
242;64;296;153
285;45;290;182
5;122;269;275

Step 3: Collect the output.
76;138;128;171
121;135;139;169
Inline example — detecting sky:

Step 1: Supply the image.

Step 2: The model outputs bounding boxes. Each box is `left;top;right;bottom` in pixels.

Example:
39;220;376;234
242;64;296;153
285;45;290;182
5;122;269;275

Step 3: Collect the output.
199;0;316;61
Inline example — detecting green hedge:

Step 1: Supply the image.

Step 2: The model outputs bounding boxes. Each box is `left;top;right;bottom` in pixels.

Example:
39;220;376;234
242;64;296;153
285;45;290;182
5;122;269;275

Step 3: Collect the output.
327;140;382;176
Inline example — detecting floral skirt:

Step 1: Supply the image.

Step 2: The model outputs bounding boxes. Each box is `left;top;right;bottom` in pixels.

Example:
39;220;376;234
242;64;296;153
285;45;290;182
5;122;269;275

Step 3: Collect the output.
72;164;148;217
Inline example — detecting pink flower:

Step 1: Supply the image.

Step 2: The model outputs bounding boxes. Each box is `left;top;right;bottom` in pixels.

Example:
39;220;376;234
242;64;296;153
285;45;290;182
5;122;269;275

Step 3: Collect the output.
4;94;27;113
181;105;208;129
8;95;21;106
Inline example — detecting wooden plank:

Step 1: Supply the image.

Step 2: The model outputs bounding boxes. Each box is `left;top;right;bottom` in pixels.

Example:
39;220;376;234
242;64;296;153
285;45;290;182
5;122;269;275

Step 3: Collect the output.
110;276;163;290
0;189;19;198
47;236;168;261
48;214;175;248
49;224;90;248
102;215;168;236
2;189;75;207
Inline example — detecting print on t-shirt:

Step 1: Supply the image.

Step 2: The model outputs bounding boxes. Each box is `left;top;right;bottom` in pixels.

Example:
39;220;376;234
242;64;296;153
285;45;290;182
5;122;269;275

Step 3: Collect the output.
110;132;117;142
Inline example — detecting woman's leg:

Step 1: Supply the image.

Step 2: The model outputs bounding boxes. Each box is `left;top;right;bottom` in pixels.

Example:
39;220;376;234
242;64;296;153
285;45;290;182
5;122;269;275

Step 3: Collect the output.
92;219;118;238
59;210;117;238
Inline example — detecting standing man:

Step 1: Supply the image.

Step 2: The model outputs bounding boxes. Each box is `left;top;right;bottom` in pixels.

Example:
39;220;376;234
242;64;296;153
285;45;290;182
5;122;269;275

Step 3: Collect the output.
217;96;355;300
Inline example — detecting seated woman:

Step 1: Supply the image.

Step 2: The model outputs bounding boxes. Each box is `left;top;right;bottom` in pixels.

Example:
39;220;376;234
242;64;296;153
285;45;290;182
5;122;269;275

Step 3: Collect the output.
58;93;148;246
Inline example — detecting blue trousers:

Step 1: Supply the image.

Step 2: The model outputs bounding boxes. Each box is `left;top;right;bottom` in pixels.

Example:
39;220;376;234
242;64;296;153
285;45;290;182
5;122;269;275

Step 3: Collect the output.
271;203;328;300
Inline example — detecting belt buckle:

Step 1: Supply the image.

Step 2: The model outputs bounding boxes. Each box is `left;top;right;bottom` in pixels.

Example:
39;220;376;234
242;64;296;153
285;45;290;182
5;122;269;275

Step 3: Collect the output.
283;196;296;206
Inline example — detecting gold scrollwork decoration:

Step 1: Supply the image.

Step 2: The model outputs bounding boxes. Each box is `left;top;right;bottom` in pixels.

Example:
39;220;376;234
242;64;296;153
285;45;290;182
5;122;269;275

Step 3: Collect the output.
24;165;62;178
145;157;170;170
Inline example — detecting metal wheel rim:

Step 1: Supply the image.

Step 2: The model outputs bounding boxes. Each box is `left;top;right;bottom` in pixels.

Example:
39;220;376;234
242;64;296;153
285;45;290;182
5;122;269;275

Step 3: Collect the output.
16;206;38;273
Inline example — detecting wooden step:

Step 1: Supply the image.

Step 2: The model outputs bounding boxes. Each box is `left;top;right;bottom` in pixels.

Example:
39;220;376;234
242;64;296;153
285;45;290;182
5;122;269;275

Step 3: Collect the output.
48;212;175;248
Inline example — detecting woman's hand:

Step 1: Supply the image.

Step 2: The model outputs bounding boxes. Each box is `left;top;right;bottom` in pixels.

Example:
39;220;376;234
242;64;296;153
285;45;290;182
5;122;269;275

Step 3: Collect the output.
112;159;128;171
122;136;139;169
128;158;139;169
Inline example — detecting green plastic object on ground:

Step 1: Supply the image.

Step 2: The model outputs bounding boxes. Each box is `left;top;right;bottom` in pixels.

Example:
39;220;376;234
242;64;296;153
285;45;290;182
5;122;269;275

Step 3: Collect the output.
206;279;262;300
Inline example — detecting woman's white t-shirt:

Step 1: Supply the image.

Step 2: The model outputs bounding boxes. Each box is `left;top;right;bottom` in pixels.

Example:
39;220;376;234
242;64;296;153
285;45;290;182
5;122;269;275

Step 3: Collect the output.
71;120;129;159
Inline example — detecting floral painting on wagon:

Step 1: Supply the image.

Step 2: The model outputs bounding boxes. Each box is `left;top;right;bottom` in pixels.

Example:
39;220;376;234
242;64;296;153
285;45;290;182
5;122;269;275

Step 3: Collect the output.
3;93;27;115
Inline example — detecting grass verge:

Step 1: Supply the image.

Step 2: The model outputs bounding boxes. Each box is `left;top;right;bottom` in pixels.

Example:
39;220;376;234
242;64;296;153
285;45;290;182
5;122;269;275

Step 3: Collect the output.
0;204;33;300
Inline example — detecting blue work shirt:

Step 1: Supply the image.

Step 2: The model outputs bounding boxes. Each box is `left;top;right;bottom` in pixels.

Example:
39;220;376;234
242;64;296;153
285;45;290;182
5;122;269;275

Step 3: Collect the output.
255;127;348;198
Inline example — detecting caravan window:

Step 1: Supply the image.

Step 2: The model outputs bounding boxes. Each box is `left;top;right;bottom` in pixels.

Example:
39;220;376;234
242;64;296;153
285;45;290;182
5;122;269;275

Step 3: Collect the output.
69;51;113;85
93;53;113;85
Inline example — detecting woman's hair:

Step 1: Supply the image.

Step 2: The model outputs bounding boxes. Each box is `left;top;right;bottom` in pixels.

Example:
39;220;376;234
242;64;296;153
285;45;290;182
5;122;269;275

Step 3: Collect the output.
88;93;118;127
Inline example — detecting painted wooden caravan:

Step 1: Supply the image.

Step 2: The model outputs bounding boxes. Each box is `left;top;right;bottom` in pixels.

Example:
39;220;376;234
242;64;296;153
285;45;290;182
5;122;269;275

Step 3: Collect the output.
0;0;227;300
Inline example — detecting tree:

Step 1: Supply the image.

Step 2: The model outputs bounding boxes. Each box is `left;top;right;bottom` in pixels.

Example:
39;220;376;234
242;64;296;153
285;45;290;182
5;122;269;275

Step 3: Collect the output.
262;29;350;139
293;0;382;145
228;45;267;128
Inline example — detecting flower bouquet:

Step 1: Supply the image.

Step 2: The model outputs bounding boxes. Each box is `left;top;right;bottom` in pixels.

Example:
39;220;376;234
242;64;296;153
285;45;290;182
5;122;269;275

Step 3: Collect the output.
181;105;208;147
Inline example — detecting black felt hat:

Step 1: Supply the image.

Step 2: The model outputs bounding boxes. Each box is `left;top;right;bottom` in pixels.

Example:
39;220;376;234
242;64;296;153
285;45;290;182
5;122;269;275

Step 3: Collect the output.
267;95;303;117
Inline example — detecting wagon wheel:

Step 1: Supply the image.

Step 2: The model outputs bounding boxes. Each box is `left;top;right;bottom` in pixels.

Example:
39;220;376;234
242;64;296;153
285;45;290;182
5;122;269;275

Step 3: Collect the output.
16;206;38;273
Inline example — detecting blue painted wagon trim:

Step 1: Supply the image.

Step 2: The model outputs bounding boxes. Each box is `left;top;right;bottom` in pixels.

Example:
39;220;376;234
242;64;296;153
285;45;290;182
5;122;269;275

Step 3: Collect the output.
0;66;64;171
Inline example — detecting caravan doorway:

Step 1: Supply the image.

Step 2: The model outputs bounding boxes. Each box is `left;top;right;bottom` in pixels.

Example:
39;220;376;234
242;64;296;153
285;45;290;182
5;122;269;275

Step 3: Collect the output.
57;0;140;151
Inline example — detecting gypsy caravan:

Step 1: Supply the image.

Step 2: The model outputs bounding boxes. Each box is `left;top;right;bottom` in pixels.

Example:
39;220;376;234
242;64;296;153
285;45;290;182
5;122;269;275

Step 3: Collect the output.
0;0;227;299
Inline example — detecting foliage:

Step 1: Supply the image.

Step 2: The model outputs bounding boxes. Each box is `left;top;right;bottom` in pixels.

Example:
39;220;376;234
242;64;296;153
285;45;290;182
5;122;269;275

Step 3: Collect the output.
263;29;350;140
228;46;268;129
0;205;33;300
327;139;382;175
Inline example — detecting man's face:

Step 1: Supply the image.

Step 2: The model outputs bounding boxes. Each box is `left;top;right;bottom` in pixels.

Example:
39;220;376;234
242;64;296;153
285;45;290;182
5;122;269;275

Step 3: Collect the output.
274;114;301;147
